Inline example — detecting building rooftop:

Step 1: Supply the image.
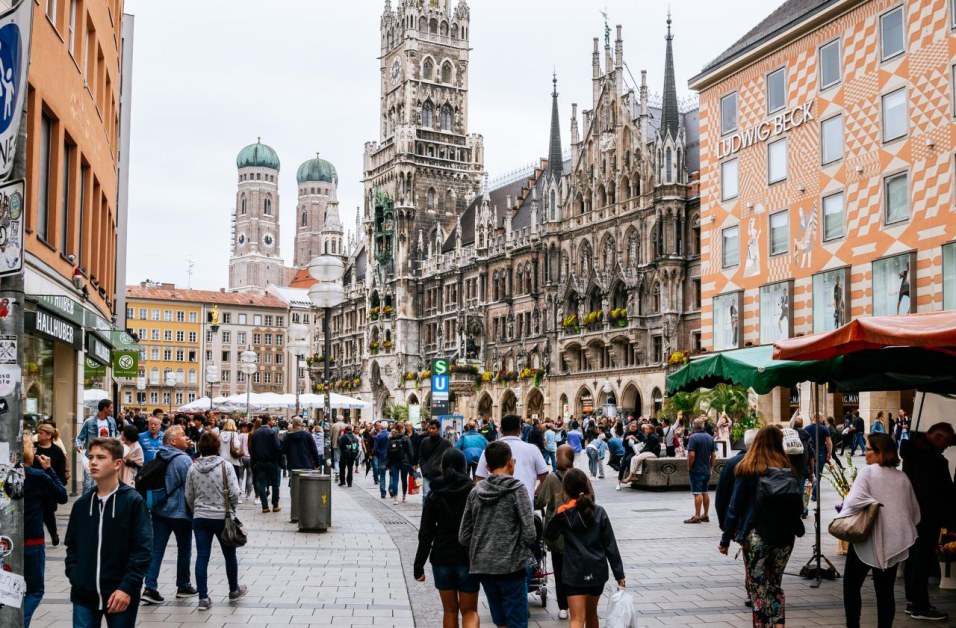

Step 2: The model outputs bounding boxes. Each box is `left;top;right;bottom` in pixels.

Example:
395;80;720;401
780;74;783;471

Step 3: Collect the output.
692;0;834;85
127;285;288;309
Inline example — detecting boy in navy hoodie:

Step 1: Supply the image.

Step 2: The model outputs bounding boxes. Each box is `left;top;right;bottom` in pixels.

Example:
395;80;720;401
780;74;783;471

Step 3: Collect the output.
65;438;152;628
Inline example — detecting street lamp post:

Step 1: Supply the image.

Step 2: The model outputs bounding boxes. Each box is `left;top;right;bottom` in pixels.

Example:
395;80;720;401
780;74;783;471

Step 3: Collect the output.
239;350;257;420
288;324;310;419
165;374;177;414
205;365;220;412
307;256;345;426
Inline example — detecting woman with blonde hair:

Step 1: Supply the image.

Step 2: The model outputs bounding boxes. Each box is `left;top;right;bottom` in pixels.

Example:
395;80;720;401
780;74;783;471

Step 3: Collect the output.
218;419;243;500
718;425;804;628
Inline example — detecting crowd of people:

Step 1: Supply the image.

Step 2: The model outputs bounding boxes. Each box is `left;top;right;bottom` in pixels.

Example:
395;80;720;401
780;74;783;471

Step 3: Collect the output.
19;399;956;627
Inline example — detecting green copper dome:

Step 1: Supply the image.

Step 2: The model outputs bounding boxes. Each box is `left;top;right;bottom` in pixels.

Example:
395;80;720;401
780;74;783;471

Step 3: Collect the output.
236;140;280;170
296;154;338;185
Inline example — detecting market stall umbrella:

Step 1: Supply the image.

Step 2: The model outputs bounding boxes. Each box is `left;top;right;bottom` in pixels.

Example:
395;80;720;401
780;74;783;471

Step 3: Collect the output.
325;393;372;410
666;346;832;396
772;311;956;362
83;388;111;407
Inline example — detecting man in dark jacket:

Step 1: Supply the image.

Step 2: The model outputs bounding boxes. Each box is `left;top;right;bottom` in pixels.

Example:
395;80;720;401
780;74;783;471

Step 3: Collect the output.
337;425;360;487
251;415;283;513
65;438;152;627
902;423;955;621
24;437;68;626
373;423;390;498
417;419;451;497
281;417;320;475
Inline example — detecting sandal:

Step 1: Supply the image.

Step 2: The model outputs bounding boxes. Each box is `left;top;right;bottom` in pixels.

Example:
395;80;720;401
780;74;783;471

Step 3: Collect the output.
683;516;701;524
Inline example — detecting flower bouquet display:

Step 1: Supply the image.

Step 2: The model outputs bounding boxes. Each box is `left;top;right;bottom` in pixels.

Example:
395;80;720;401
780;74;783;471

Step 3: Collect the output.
938;530;956;589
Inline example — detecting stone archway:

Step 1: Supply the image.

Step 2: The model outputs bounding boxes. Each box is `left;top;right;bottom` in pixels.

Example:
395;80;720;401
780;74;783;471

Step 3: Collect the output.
652;387;664;416
558;393;569;420
477;392;493;419
525;388;544;418
499;389;517;419
621;383;641;418
575;386;594;417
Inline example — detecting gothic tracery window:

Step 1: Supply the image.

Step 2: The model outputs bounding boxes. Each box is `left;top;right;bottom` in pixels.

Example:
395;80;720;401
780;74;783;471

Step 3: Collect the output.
442;62;452;83
422;102;433;127
423;58;433;80
440;104;452;131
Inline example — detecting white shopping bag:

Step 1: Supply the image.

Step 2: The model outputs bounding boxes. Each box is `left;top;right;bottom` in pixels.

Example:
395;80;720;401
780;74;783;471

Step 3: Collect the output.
605;588;635;628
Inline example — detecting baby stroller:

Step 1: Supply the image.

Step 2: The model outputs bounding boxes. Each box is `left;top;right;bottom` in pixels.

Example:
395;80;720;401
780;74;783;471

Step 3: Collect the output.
527;512;550;607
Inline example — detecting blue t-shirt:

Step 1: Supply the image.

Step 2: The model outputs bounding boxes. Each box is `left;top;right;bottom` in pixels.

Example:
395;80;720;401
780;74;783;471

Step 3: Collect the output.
138;431;164;465
543;430;557;452
686;431;715;476
566;430;584;453
803;423;830;459
608;437;625;457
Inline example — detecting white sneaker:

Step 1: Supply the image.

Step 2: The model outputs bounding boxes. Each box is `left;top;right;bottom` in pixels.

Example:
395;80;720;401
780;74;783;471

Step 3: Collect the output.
393;498;399;505
558;609;568;619
615;484;621;491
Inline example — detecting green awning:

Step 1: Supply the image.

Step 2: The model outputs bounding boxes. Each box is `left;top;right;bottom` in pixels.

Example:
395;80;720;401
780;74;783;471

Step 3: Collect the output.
667;346;829;396
667;345;956;396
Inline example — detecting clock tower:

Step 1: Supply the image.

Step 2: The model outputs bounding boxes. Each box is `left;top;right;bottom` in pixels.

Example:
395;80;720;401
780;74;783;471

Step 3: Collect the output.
229;139;286;293
363;0;484;384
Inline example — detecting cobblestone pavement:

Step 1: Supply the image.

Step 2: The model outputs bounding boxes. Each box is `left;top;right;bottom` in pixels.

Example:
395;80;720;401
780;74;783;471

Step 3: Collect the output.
27;455;956;627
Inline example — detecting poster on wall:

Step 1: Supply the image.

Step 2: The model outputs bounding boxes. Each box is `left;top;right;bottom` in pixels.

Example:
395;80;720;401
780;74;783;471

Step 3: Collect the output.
759;281;792;344
713;291;742;351
812;267;850;333
872;253;915;316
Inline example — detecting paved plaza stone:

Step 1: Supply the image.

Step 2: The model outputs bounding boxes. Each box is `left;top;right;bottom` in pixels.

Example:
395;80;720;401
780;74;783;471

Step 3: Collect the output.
27;456;956;627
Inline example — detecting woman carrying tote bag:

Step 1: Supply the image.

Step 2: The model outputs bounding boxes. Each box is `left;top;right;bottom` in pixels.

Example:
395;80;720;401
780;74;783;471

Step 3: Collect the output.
186;433;248;611
837;433;919;628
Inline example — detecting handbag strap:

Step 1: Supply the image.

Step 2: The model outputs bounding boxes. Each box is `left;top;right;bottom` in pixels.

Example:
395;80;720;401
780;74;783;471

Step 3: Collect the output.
220;461;232;515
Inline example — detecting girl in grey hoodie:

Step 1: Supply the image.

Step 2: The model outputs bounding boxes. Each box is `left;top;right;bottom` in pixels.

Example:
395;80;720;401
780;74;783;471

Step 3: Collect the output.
185;433;247;611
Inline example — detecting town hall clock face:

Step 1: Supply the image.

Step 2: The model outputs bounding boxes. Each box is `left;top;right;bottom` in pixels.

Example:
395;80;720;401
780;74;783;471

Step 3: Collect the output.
237;233;246;246
390;57;402;86
263;233;274;248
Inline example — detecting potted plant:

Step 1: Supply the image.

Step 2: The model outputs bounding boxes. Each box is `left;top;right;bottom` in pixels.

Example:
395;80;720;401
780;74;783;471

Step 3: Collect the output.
383;340;393;351
369;306;380;321
382;305;394;318
562;313;580;333
370;341;380;355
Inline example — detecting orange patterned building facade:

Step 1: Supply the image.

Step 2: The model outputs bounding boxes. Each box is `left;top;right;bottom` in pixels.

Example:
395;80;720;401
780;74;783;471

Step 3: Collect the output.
690;0;956;420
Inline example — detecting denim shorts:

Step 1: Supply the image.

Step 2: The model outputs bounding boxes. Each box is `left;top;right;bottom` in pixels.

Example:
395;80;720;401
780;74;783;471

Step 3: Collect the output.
689;471;711;494
432;563;480;593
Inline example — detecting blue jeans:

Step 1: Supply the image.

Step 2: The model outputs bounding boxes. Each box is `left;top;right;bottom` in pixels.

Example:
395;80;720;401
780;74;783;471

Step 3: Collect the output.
24;543;44;627
389;464;409;497
543;449;556;469
376;459;388;497
255;461;281;509
850;432;866;455
480;575;528;628
193;518;239;600
72;603;138;628
811;456;827;501
587;448;605;477
145;515;192;591
371;457;380;483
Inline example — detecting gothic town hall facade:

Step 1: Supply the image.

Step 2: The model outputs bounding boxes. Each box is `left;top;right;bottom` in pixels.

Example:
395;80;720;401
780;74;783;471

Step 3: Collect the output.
319;1;701;422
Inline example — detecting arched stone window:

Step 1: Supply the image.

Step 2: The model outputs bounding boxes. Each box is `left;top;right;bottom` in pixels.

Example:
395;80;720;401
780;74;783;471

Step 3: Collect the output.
264;197;272;215
427;188;436;210
440;104;452;131
240;195;246;215
652;282;661;313
423;58;433;80
665;147;673;183
442;62;452;83
550;189;557;221
422;102;433;127
300;211;307;227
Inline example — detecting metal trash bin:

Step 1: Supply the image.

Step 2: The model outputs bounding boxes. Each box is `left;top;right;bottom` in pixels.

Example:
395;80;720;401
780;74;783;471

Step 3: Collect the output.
289;469;311;523
298;473;332;532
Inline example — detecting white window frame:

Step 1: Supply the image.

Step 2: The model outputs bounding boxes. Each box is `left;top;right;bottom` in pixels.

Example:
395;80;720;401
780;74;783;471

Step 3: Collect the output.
884;171;909;225
819;38;842;89
766;67;787;114
880;5;906;62
882;88;907;142
767;138;788;184
821;114;844;165
720;158;739;201
722;225;740;268
769;210;789;256
720;91;738;136
822;191;846;241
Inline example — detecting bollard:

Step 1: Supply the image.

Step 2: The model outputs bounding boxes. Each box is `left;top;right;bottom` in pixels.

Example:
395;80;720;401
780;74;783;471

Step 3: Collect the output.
298;473;332;532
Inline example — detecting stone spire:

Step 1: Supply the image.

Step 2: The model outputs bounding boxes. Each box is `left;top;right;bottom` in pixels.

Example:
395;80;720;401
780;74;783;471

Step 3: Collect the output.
660;10;679;140
548;72;563;181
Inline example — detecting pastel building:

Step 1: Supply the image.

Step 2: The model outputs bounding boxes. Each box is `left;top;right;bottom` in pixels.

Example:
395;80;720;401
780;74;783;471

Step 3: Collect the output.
689;0;956;421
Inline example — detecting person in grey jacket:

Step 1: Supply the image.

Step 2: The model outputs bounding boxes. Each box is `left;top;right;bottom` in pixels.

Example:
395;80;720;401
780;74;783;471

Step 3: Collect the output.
185;433;247;611
458;441;535;628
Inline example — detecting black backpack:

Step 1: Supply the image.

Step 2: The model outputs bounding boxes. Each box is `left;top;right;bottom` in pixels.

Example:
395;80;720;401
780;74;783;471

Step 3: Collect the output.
387;438;403;465
134;456;172;508
754;467;804;545
343;434;360;462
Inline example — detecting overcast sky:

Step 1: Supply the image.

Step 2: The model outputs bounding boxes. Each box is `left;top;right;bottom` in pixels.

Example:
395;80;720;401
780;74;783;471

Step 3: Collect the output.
124;0;785;290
